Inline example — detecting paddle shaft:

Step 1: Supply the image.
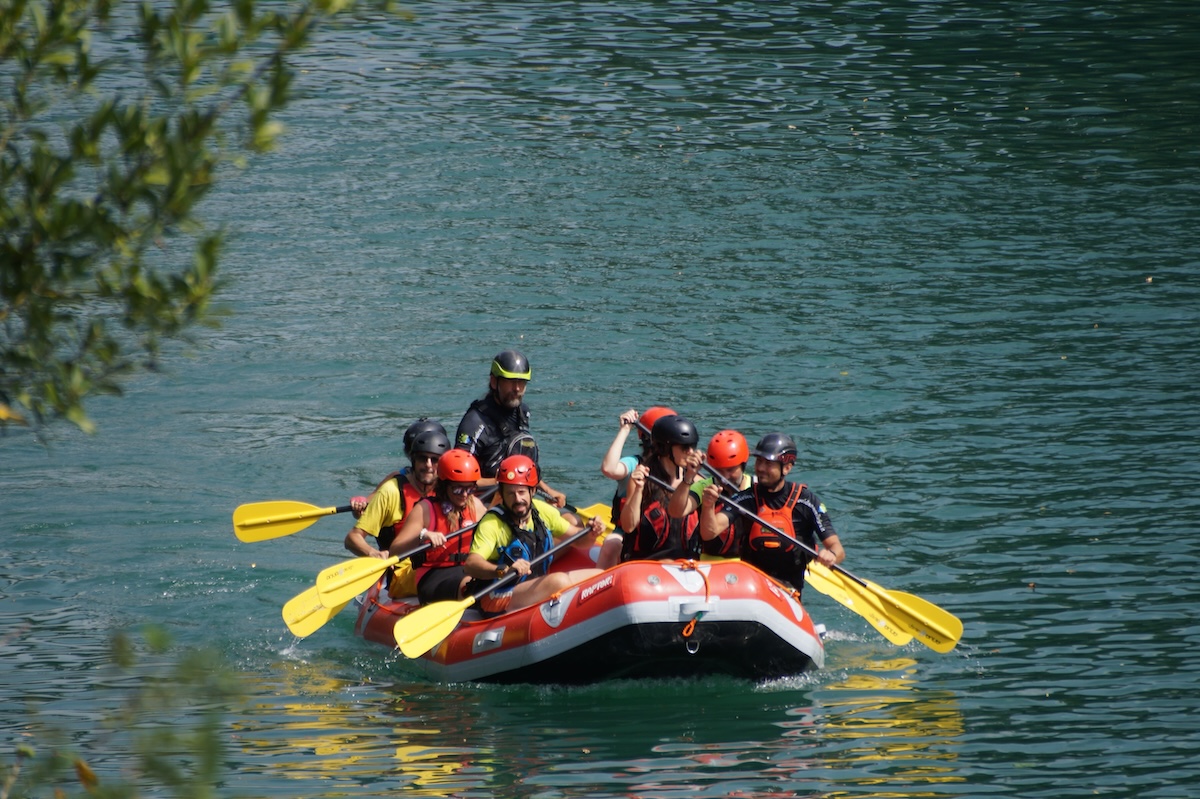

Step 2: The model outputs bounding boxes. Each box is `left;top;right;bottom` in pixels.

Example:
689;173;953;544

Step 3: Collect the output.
468;523;594;601
691;466;871;584
393;524;595;658
244;503;352;528
316;521;481;606
694;466;962;650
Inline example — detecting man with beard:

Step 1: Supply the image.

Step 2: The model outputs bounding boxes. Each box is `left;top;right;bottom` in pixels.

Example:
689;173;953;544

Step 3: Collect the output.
699;433;845;594
462;455;604;615
343;427;451;558
454;349;568;507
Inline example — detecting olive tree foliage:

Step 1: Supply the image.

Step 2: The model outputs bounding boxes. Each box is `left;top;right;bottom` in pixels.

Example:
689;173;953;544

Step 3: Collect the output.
1;0;385;435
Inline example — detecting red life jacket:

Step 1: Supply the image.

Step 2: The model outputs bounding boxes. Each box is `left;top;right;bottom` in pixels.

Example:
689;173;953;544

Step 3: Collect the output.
622;499;701;561
741;482;811;587
377;476;431;551
745;482;805;554
417;498;478;569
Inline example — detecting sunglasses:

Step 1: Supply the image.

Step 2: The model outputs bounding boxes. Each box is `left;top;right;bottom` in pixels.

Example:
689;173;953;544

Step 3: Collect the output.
412;453;441;464
449;484;478;496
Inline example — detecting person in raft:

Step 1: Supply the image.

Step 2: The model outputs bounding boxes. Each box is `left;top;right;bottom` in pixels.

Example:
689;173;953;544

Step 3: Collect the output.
667;429;754;558
596;405;677;569
389;449;490;604
462;455;604;616
699;433;845;594
454;349;568;507
619;414;704;561
343;425;450;558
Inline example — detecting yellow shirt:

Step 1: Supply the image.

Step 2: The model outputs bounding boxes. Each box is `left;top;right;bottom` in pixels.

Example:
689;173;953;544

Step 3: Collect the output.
470;498;570;563
355;478;406;537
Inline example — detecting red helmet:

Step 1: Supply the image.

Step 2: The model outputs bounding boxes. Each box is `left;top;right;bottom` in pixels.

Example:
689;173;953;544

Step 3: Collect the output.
438;449;481;482
707;430;749;469
638;406;677;441
497;454;539;487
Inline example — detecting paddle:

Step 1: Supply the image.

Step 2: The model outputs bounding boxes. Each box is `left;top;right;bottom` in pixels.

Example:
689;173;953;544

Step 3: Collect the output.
804;562;913;646
314;521;480;608
392;525;596;659
284;524;480;638
281;586;351;638
696;465;963;652
233;500;352;542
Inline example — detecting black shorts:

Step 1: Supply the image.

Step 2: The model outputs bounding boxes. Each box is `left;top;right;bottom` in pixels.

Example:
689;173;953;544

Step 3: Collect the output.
417;566;468;604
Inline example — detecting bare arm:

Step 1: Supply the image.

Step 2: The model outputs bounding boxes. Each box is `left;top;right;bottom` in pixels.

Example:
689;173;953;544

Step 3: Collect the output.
344;526;383;558
817;533;845;567
699;483;732;541
620;464;647;534
538;479;566;507
388;500;434;556
668;449;704;518
601;409;639;479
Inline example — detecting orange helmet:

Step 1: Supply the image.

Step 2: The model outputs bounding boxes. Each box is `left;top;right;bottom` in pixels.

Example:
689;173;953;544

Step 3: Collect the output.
438;449;482;483
638;406;677;441
707;430;749;469
497;454;539;487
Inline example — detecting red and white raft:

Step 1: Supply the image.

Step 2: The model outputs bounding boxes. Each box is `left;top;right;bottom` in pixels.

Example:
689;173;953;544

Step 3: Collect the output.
353;550;825;684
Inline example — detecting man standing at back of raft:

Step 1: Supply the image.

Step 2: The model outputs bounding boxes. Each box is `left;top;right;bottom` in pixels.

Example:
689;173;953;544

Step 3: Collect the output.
699;433;845;594
455;349;569;508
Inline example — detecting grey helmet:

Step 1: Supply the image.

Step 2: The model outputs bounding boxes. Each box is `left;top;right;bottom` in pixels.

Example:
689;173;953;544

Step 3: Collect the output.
753;433;798;465
403;418;446;458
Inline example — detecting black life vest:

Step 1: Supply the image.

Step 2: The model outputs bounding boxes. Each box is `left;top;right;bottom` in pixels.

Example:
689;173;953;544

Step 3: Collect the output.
489;504;554;580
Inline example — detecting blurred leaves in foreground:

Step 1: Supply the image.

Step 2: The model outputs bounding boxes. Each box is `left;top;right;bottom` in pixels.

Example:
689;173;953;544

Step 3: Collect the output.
2;626;243;798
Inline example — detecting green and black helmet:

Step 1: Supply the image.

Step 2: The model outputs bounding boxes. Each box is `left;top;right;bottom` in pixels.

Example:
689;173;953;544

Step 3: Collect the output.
490;349;532;380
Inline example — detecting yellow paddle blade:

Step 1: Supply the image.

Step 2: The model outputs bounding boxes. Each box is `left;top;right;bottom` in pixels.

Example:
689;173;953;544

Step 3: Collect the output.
575;503;614;541
806;563;913;646
852;577;963;653
393;597;476;659
871;584;964;654
233;500;347;542
282;585;350;638
315;555;398;607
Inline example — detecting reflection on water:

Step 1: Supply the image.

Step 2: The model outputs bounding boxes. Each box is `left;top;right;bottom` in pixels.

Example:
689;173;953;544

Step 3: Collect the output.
814;658;965;796
224;655;966;797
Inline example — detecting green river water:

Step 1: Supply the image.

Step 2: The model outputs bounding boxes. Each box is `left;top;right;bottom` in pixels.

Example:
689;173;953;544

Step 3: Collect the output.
3;2;1199;797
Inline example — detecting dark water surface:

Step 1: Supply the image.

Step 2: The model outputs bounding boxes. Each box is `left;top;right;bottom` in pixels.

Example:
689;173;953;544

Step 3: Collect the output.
4;2;1199;797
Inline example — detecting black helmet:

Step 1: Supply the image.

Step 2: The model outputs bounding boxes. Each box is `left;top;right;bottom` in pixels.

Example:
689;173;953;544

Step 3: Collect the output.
651;414;699;448
490;349;532;380
409;429;451;460
403;418;447;457
753;433;797;465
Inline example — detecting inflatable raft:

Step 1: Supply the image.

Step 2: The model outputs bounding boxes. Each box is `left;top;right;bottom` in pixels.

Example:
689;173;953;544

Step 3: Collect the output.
353;554;825;684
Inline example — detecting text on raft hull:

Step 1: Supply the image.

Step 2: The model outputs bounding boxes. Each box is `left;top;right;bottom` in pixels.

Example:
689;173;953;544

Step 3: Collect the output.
353;557;825;684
